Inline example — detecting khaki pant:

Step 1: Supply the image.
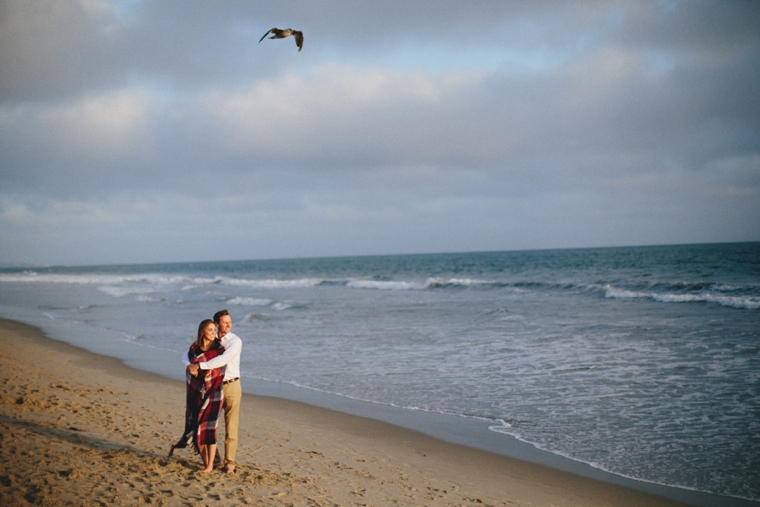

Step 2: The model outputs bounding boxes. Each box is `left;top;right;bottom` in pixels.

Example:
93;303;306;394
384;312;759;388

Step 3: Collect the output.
222;380;242;465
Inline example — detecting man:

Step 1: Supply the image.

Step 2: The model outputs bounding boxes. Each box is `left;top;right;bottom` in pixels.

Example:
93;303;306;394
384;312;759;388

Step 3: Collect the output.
185;309;242;474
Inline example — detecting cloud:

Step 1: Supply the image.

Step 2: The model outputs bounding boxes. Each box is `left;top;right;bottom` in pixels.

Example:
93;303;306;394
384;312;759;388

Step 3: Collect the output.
0;0;758;265
0;0;126;103
206;64;493;166
3;88;150;160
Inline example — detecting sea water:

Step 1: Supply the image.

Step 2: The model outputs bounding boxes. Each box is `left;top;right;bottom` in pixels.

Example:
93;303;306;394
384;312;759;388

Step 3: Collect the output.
0;243;758;502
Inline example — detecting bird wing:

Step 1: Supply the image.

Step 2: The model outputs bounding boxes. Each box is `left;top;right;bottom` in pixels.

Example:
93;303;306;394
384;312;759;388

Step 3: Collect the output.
259;28;275;43
293;31;304;51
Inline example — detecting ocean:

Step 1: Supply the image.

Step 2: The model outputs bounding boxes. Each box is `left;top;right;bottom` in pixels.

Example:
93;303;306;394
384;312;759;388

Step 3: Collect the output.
1;242;758;503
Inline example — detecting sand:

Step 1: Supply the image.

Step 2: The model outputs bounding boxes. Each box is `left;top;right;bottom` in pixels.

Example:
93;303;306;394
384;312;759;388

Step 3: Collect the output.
0;318;690;507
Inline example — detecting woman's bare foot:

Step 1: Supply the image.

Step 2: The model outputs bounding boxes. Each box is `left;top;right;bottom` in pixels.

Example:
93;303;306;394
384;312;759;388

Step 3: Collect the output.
199;443;216;474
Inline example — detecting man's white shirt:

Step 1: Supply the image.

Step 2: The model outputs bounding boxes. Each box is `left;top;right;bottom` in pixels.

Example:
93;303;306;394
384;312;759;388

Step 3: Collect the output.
182;332;242;381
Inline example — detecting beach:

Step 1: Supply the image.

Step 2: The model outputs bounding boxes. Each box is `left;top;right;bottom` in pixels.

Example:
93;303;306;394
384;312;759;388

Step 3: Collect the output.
0;318;691;507
2;245;758;502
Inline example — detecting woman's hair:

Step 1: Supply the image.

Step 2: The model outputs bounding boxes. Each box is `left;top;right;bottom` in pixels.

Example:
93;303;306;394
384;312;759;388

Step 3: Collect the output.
196;318;216;346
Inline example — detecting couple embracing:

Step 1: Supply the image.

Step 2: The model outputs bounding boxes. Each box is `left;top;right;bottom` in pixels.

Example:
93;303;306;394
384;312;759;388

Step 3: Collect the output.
169;309;242;474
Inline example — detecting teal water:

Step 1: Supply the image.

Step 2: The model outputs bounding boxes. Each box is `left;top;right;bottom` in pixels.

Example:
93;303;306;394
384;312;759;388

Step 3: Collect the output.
1;242;758;501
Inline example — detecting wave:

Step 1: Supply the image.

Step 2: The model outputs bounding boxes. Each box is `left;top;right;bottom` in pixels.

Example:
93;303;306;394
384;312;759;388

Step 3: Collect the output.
604;284;760;310
220;277;322;289
425;277;498;289
0;271;216;286
346;280;425;290
227;296;273;306
0;271;505;291
3;270;758;309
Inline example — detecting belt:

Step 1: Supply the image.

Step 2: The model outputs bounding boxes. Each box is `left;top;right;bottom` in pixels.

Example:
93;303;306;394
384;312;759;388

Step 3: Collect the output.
223;377;239;385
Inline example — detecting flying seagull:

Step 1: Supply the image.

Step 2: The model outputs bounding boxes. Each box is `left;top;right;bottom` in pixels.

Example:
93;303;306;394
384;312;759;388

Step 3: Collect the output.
258;27;304;52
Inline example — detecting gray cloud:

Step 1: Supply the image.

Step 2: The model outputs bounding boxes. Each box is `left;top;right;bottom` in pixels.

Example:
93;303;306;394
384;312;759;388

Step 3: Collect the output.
1;0;758;265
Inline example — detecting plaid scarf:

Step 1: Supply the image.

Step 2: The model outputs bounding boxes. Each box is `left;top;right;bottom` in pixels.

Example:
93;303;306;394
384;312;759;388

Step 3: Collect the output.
170;340;226;455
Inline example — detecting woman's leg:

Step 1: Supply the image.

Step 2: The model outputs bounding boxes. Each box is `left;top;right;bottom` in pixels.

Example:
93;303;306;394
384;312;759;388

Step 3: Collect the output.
199;445;208;470
201;444;216;473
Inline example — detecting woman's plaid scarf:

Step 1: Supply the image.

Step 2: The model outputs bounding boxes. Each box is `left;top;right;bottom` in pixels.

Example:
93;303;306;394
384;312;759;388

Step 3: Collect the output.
170;340;226;455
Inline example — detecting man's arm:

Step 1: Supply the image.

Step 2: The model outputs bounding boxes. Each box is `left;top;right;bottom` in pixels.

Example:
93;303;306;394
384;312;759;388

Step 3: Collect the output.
199;336;242;370
183;350;200;375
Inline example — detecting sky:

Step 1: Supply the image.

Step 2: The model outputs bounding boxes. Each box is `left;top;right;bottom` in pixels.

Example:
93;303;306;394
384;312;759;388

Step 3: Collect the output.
1;0;759;266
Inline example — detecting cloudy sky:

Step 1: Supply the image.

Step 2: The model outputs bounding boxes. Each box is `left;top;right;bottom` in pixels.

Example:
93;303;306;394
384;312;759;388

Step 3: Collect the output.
1;0;758;266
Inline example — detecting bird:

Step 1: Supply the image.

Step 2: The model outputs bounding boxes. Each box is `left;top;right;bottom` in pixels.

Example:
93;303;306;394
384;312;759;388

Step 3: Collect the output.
258;27;304;52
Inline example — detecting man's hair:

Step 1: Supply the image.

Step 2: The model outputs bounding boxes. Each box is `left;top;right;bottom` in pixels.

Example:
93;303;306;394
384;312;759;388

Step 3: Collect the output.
213;309;230;324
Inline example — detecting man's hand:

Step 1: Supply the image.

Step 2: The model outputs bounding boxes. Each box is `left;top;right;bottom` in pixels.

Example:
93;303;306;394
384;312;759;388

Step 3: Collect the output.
187;364;200;376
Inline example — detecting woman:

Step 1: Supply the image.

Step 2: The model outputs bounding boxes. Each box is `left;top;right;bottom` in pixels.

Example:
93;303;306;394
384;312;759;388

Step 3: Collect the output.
169;319;226;473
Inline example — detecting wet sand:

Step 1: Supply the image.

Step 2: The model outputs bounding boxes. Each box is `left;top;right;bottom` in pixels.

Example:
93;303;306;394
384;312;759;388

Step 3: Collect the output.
1;318;691;506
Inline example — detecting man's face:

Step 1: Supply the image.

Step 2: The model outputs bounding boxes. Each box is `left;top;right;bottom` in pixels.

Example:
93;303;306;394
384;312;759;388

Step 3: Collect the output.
217;314;232;337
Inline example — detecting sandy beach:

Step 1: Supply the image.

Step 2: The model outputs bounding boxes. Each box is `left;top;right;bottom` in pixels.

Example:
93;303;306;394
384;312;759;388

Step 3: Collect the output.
0;318;691;507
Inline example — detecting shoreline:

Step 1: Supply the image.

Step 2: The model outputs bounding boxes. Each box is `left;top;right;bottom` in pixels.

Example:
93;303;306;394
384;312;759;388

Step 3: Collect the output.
239;378;758;507
1;318;754;507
